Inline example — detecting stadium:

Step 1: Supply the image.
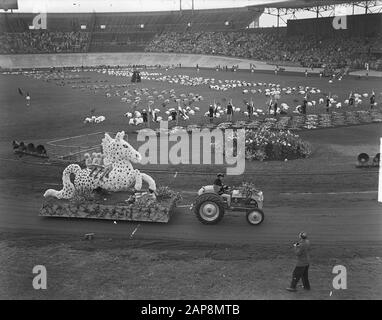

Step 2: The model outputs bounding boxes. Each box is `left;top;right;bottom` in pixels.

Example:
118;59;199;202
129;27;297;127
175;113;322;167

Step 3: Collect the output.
0;0;381;300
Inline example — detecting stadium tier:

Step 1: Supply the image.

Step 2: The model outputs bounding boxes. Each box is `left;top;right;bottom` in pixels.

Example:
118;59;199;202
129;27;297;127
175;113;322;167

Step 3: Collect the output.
0;10;381;70
0;8;259;32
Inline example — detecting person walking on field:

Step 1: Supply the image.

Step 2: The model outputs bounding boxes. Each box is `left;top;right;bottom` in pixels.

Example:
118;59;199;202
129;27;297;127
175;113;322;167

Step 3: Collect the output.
302;97;308;115
326;95;331;113
268;98;273;115
25;92;31;107
246;100;253;120
370;91;376;109
141;109;148;127
273;100;278;116
286;232;311;292
208;104;214;123
226;100;233;122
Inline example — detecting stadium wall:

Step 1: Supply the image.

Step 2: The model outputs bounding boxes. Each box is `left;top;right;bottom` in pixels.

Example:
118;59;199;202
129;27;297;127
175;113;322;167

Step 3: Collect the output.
0;52;269;69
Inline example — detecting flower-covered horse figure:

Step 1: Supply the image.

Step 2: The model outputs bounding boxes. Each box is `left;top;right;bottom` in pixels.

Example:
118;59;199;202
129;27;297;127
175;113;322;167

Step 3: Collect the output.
44;131;156;199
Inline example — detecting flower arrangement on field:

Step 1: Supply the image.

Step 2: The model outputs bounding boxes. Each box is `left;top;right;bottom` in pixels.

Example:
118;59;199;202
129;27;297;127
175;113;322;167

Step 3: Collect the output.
244;127;312;161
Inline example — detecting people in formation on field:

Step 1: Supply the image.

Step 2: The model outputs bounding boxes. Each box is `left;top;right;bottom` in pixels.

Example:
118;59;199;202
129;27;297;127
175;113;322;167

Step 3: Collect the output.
226;100;233;122
302;97;307;115
268;98;274;115
214;103;220;117
131;70;142;83
170;109;177;121
25;92;31;106
370;92;376;109
326;95;331;113
246;100;253;120
349;91;355;106
142;109;148;126
273;100;278;116
208;104;214;123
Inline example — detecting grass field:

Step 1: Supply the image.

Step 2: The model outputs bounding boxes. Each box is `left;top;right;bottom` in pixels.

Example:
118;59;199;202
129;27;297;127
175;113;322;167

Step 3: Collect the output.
1;67;381;143
1;67;381;188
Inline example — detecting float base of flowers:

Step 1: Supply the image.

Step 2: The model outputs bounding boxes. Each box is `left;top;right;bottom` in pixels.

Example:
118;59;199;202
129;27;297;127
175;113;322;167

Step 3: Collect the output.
40;190;180;223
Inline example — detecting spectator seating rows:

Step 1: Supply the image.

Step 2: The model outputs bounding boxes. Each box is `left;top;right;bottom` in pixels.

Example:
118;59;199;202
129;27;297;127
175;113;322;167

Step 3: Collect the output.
0;28;381;71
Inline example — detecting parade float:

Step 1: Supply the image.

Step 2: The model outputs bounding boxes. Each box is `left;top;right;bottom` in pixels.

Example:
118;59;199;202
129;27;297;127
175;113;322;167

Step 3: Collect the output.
40;131;181;223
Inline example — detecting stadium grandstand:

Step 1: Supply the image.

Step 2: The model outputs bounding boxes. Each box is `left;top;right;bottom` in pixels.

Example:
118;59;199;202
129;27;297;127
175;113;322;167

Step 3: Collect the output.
0;0;381;69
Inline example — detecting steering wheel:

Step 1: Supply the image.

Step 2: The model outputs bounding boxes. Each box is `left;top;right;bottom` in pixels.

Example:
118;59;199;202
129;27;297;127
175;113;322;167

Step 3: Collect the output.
222;185;230;192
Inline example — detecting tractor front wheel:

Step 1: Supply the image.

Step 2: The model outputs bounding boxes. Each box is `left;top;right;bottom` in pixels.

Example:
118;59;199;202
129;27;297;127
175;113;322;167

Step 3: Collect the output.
246;209;264;226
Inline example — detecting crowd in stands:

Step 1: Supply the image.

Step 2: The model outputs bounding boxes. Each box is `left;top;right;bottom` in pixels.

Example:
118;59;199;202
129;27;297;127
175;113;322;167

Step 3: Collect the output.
0;31;90;54
0;29;381;71
145;31;382;70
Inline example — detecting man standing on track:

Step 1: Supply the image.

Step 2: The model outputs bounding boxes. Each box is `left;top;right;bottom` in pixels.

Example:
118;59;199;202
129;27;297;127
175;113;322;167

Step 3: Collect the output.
286;232;311;292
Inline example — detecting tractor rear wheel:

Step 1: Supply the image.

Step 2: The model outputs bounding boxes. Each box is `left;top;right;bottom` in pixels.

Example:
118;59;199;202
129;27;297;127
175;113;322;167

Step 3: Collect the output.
193;193;225;225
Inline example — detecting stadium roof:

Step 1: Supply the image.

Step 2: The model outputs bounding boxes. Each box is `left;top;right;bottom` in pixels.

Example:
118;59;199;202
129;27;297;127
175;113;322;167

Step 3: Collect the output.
251;0;363;9
1;0;365;13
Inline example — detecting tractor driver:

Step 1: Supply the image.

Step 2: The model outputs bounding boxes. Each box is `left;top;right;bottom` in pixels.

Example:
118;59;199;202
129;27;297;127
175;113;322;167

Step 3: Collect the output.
213;173;226;195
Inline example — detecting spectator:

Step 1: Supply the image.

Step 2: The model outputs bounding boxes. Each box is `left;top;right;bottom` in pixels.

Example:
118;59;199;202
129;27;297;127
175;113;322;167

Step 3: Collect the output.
0;31;90;54
286;232;311;292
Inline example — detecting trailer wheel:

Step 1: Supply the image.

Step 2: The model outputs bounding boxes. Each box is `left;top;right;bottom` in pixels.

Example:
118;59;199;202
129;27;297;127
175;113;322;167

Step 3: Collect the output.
193;193;225;225
246;209;264;226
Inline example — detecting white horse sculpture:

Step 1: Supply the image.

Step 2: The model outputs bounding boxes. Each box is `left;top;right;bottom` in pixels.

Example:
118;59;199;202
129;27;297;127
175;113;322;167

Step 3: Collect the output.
44;131;156;199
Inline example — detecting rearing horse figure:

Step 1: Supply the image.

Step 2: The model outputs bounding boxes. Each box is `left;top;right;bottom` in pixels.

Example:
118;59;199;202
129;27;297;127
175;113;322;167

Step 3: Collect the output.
44;131;156;199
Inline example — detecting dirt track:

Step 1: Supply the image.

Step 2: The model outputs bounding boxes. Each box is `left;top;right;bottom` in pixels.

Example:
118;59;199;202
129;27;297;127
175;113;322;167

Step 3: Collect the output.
0;162;381;248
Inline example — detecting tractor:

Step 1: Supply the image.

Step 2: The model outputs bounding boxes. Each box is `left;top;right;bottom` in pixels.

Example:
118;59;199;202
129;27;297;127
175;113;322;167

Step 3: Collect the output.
190;184;264;225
